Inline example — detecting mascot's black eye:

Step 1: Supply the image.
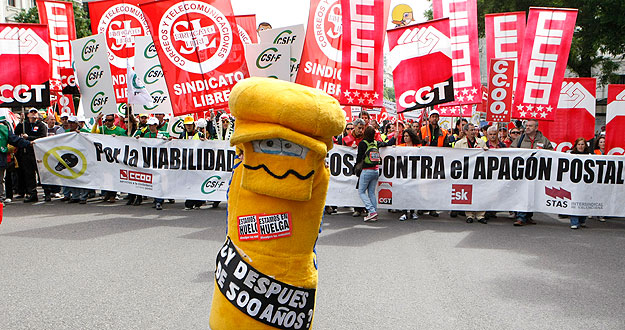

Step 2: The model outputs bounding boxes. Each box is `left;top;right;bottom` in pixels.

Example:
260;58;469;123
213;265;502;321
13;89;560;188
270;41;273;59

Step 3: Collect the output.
266;140;273;147
284;142;292;148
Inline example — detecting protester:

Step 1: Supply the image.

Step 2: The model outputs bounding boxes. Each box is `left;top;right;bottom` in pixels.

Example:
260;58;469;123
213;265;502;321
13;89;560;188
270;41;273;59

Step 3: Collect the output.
0;114;32;205
178;116;206;210
196;118;209;141
134;117;169;210
77;116;90;132
419;110;449;217
499;127;513;147
216;113;234;140
512;119;553;226
342;118;365;148
568;138;590;229
397;128;421;221
335;122;353;145
92;113;126;202
450;118;468;146
137;113;149;130
63;116;89;204
454;123;488;223
486;126;507;148
14;108;47;202
355;126;382;222
593;136;606;155
155;112;168;132
45;115;64;135
59;113;70;131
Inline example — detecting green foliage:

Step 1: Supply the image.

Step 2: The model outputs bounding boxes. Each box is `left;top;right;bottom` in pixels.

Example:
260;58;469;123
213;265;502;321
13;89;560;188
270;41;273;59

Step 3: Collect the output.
478;0;625;85
384;87;396;102
13;2;91;38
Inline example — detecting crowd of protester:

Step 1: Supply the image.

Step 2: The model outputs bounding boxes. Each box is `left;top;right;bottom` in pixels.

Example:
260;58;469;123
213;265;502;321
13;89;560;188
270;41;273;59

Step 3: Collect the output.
0;107;614;228
1;107;234;211
334;109;612;229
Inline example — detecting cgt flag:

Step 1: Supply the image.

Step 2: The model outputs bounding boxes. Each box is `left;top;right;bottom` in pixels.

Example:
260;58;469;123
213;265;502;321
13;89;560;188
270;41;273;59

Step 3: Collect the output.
513;7;577;121
0;24;51;108
339;0;387;107
485;12;526;89
388;18;453;113
139;0;249;115
606;85;625;155
296;0;343;100
433;0;482;107
542;78;596;152
88;0;152;104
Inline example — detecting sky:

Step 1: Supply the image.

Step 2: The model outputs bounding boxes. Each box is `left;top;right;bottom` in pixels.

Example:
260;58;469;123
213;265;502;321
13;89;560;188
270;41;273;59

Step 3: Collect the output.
230;0;431;31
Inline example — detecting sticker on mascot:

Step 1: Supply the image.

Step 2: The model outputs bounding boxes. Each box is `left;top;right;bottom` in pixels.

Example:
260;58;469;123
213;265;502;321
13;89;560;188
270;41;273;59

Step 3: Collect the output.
43;146;88;180
314;0;342;63
158;1;233;74
96;3;151;68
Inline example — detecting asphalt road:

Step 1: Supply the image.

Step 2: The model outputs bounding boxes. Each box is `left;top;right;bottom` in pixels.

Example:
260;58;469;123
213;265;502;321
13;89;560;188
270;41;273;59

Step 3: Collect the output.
2;196;625;330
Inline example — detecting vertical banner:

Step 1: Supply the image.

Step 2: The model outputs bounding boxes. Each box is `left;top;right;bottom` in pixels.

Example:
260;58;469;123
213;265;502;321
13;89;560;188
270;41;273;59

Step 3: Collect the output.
541;78;596;152
235;15;258;45
486;59;515;122
606;85;625;155
71;34;117;117
485;12;525;88
259;24;306;82
387;18;453;113
296;0;343;99
36;0;76;104
139;0;249;115
0;24;51;108
432;0;481;106
340;0;387;107
133;36;174;116
513;7;577;121
88;0;152;104
244;44;290;81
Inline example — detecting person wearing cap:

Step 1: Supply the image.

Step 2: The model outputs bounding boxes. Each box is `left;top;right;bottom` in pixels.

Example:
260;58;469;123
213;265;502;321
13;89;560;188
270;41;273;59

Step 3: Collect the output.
0;114;32;205
178;116;204;140
137;113;149;130
154;112;168;132
42;114;64;201
215;113;234;140
59;113;71;132
195;118;210;140
420;110;450;148
76;116;90;133
14;108;47;203
63;116;89;204
133;117;169;209
91;113;127;136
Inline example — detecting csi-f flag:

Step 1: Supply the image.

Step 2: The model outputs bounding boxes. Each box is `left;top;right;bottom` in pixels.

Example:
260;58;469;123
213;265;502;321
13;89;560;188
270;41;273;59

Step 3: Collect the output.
126;59;153;106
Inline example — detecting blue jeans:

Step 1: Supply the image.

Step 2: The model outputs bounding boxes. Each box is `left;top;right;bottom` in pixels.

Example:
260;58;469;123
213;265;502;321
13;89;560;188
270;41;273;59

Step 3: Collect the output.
516;212;534;223
154;198;164;204
358;169;378;214
69;187;88;201
570;216;587;226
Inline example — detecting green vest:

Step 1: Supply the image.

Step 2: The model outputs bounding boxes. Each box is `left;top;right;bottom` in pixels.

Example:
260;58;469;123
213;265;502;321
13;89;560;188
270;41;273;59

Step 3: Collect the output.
0;124;8;153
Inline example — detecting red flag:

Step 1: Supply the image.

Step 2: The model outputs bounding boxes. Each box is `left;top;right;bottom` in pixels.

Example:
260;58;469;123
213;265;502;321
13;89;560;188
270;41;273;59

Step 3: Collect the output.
88;0;152;104
513;7;577;121
432;0;481;106
340;0;387;107
436;104;471;117
606;85;625;155
485;12;525;88
487;59;515;122
235;15;258;45
37;0;76;93
387;18;453;113
541;78;596;152
296;0;343;99
0;23;50;108
139;0;249;115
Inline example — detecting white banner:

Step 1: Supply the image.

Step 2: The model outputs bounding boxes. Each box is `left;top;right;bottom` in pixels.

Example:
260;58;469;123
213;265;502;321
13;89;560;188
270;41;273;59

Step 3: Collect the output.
133;36;174;116
35;133;235;201
34;134;625;216
258;24;305;82
244;43;290;81
71;34;117;118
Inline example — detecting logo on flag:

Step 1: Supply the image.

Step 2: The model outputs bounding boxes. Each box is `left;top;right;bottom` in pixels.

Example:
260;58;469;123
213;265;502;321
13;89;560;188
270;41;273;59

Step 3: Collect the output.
314;0;342;63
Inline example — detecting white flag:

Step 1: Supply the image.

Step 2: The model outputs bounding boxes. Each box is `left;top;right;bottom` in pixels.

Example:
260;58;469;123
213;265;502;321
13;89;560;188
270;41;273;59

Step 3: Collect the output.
127;59;153;106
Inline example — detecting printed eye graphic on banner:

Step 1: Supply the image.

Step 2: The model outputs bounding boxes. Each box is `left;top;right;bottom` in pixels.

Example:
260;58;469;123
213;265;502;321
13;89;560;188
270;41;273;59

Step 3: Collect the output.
158;1;232;74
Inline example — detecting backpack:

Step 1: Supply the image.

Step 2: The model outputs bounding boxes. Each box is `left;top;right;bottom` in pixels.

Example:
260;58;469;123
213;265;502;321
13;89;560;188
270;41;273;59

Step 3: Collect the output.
363;140;381;166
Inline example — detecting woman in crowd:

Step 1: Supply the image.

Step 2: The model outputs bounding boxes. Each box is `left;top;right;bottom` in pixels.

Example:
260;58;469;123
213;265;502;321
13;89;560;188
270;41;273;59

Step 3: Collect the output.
397;128;421;221
335;122;353;145
355;126;383;222
569;137;590;229
593;136;606;155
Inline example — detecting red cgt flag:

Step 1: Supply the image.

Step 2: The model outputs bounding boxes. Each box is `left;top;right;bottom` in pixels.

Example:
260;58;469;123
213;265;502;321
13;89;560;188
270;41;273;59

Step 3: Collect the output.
606;85;625;155
541;78;596;152
139;0;248;116
339;0;388;107
88;0;152;104
513;7;577;121
296;0;343;100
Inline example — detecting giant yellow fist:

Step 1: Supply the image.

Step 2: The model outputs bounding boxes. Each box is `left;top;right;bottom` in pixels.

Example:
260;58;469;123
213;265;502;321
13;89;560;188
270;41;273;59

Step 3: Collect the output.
209;78;345;330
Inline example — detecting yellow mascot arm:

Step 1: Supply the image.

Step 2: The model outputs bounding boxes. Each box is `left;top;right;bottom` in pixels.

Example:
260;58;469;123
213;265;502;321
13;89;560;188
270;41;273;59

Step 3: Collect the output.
209;78;345;330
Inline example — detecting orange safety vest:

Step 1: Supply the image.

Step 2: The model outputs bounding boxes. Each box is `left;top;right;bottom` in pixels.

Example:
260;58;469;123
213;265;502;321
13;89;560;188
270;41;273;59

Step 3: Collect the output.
421;125;448;147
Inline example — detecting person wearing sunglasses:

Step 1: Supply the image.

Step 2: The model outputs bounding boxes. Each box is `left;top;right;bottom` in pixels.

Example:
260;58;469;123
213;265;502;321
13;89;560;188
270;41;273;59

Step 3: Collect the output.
91;113;127;203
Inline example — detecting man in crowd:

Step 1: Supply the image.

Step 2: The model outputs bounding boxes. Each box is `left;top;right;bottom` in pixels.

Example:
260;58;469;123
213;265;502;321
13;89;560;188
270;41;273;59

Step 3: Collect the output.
141;117;169;210
512;119;553;226
138;114;149;130
59;113;70;132
454;123;488;224
77;116;90;132
420;110;450;147
498;127;513;147
155;112;168;132
14;108;47;202
92;113;126;202
179;116;204;140
65;116;88;204
486;126;507;149
0;114;32;205
342;118;365;147
45;114;64;136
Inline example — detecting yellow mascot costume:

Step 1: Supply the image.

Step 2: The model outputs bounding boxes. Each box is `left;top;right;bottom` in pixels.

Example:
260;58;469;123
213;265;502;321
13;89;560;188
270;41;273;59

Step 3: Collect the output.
209;77;345;330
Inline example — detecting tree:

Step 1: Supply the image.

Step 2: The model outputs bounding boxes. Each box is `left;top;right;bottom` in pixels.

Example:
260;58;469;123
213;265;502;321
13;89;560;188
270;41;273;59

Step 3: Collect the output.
477;0;625;85
13;1;92;39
